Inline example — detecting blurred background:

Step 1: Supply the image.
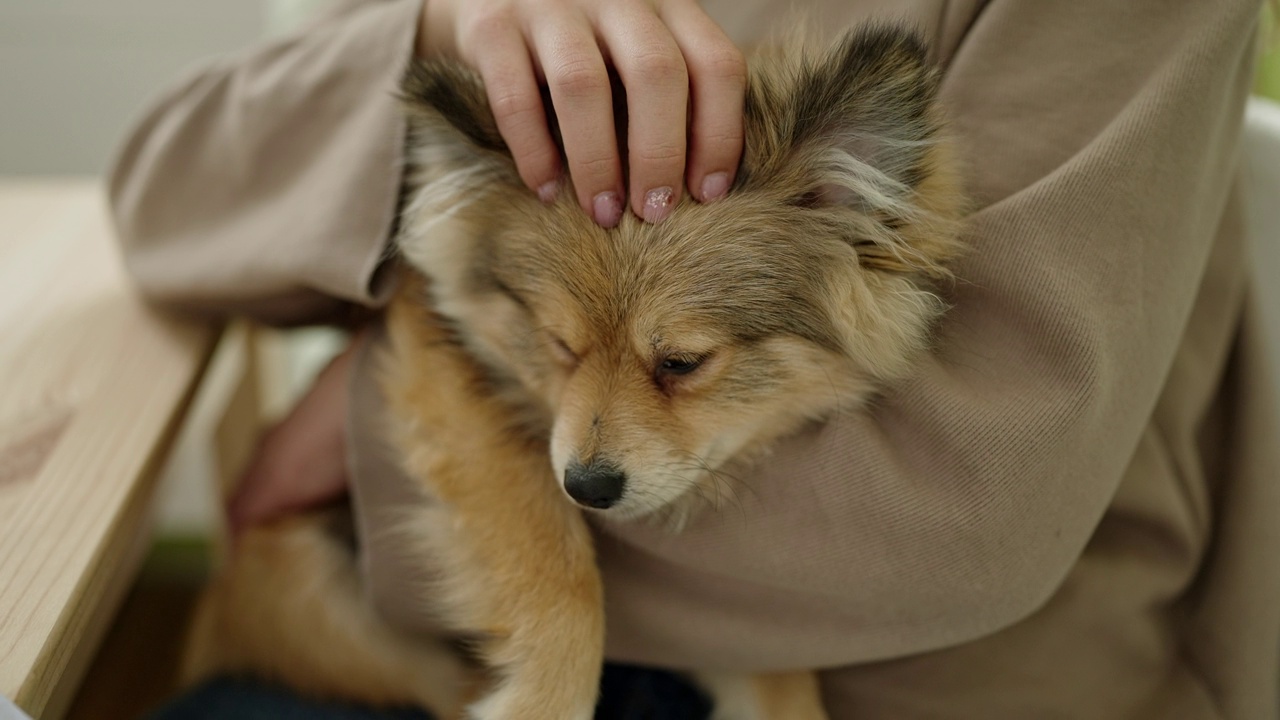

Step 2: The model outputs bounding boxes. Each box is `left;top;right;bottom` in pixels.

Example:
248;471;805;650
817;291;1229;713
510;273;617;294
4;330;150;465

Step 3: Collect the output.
0;0;337;174
2;0;352;528
1;3;347;718
0;2;1278;719
1265;4;1280;98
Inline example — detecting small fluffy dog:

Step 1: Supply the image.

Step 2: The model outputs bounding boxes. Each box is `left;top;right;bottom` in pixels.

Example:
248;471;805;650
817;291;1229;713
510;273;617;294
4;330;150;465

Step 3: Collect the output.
182;25;965;720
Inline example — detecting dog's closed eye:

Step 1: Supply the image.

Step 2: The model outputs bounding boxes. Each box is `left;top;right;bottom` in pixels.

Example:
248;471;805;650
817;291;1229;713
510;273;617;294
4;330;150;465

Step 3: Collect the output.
657;355;705;377
548;334;580;368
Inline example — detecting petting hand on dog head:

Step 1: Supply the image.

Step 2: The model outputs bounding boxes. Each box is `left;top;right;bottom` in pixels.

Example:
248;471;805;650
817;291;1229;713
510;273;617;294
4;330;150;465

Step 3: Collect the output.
397;27;964;523
416;0;747;227
228;1;744;530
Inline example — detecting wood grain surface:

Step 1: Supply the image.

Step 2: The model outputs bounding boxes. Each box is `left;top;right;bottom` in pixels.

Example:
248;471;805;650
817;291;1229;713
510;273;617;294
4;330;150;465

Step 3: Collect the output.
0;179;218;718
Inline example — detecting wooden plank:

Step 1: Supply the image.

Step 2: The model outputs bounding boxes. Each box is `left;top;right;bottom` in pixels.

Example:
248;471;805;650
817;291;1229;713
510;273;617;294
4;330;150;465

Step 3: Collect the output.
0;179;218;718
213;323;264;503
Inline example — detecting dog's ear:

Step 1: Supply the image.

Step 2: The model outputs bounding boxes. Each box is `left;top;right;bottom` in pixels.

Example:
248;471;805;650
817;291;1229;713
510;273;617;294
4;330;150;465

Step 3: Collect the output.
743;26;962;277
396;61;527;296
400;60;522;192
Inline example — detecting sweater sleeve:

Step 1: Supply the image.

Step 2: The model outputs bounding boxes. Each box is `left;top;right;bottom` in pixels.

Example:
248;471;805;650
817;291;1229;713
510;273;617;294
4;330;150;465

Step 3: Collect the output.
594;0;1262;670
108;0;422;325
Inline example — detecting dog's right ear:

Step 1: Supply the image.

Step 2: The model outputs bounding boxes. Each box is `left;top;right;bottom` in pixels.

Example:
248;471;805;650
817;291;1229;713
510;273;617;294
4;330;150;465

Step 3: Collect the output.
741;26;963;280
400;60;522;193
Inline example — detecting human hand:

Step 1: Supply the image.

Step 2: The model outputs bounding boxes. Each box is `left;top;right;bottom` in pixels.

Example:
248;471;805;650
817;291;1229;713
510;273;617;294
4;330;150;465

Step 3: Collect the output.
416;0;746;227
227;334;362;535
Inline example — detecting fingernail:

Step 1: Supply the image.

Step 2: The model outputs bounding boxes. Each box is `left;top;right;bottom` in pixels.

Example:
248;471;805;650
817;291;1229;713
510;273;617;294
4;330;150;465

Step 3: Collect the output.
537;179;560;204
699;172;730;203
593;191;623;228
642;187;675;224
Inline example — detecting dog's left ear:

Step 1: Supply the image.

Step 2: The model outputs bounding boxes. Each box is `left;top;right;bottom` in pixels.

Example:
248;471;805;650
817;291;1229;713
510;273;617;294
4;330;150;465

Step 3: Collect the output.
743;26;962;277
400;60;522;193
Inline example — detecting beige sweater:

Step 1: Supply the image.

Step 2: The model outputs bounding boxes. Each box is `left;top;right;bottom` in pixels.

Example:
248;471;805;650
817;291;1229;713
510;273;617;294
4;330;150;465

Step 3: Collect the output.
109;0;1278;717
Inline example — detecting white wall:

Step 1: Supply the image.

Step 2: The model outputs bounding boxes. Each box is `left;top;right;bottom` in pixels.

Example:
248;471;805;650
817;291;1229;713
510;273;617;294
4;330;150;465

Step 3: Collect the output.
0;0;265;175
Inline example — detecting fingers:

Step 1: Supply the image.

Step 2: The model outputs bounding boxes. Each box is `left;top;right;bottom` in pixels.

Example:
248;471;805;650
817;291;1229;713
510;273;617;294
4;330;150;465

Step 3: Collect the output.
659;0;746;203
446;0;745;226
531;11;626;227
464;11;564;201
227;427;349;535
597;4;688;223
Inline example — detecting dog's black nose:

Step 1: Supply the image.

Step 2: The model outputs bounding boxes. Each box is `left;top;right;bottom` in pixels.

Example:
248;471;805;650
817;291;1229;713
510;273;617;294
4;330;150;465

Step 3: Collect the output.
564;462;626;509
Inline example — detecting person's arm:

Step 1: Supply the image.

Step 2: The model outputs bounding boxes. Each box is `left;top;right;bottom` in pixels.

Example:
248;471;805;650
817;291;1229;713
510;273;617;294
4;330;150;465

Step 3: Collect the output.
595;0;1262;670
109;0;422;326
112;0;748;521
110;0;747;325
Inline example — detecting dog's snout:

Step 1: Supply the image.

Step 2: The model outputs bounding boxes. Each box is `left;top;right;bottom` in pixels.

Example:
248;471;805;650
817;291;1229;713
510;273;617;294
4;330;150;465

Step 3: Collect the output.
564;462;626;509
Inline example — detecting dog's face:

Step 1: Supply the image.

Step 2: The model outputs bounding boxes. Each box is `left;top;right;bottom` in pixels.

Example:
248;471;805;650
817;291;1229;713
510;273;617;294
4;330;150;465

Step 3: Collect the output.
396;27;964;521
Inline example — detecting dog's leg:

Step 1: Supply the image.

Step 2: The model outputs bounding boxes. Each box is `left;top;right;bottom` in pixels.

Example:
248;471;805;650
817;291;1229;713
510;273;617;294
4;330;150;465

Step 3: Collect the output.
751;672;829;719
408;469;603;720
183;513;470;716
381;281;604;720
697;671;829;720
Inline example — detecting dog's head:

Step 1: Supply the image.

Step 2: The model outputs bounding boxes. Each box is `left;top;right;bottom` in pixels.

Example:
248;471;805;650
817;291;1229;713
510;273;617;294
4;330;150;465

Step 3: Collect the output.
396;26;964;522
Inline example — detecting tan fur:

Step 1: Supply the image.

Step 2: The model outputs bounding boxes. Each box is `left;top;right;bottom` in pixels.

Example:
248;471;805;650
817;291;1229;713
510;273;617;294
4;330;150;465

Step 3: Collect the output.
752;672;830;719
182;513;471;714
698;671;830;720
184;25;965;720
378;273;606;720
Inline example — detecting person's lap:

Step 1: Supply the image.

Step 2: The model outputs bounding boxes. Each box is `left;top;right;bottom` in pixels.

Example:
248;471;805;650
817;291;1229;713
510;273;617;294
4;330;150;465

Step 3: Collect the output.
149;664;712;720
